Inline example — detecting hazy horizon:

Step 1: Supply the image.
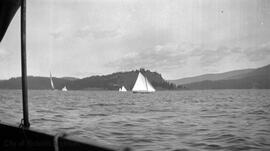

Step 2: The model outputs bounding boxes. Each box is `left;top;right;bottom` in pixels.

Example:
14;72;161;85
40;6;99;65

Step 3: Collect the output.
1;0;270;80
1;63;268;81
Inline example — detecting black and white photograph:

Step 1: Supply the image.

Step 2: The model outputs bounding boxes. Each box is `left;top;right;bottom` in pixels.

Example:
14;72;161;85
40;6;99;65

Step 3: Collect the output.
0;0;270;150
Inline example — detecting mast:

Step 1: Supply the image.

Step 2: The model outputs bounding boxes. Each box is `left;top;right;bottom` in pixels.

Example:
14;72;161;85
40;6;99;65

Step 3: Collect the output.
21;0;30;128
50;72;55;90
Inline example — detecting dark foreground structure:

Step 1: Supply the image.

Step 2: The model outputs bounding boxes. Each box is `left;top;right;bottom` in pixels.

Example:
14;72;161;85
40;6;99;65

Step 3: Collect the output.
0;122;120;151
0;0;130;150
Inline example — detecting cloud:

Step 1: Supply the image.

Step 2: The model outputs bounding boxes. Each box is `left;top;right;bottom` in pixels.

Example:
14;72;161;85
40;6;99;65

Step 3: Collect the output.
106;44;187;71
190;46;232;66
2;0;270;80
243;43;270;62
0;47;11;61
51;31;65;40
51;25;120;40
74;28;119;39
72;27;91;39
0;47;8;56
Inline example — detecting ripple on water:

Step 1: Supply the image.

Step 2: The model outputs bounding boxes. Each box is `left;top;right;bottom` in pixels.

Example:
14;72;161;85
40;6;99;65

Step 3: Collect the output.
248;110;268;115
1;90;270;151
80;113;108;118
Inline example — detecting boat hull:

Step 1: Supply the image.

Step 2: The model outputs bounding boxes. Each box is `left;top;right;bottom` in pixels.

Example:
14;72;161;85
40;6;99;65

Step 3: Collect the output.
132;91;154;94
0;121;126;151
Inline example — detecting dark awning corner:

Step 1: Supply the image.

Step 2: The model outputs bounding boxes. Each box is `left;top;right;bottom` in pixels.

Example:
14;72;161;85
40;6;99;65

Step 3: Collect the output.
0;0;21;42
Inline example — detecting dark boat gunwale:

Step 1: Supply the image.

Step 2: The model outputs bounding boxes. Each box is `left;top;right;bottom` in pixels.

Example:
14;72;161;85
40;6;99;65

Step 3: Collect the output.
0;121;130;151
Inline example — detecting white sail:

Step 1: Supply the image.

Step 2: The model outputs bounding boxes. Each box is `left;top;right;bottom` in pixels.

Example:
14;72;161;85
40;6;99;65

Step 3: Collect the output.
145;78;155;92
119;86;127;92
62;86;67;91
121;86;127;91
50;72;55;90
132;72;155;93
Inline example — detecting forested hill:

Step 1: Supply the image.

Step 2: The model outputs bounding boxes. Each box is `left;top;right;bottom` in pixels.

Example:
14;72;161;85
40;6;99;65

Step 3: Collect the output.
68;69;175;90
0;69;176;90
0;76;70;90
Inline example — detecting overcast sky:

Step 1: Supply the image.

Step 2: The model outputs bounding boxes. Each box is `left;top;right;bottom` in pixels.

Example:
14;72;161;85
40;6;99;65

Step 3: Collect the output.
0;0;270;80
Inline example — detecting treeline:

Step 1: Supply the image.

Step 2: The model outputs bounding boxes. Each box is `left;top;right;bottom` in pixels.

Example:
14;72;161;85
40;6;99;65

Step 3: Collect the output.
0;69;178;90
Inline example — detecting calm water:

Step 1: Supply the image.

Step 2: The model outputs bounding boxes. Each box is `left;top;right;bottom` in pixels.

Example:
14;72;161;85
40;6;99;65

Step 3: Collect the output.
0;90;270;151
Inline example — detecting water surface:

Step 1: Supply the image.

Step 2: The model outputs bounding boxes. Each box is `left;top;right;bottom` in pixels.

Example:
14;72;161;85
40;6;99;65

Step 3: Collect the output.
0;90;270;151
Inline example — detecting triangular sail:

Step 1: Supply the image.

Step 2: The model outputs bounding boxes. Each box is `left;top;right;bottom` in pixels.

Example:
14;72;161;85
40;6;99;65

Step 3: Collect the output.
119;86;127;92
132;72;155;92
132;72;148;91
145;78;155;92
62;86;67;91
50;72;55;90
121;86;127;91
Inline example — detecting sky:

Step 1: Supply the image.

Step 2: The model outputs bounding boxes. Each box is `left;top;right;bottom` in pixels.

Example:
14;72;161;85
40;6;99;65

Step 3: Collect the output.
0;0;270;80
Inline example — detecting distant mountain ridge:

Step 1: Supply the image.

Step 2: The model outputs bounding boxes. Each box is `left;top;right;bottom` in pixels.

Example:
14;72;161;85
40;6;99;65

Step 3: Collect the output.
0;69;175;90
177;64;270;89
169;68;255;85
61;77;79;81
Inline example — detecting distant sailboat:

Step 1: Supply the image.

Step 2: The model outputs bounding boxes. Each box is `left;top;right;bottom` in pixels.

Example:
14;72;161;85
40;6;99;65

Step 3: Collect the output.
132;72;155;93
62;86;68;91
50;72;55;90
119;86;127;92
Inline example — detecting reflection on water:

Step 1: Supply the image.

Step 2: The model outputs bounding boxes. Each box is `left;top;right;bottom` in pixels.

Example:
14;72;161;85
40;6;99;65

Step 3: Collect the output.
0;90;270;151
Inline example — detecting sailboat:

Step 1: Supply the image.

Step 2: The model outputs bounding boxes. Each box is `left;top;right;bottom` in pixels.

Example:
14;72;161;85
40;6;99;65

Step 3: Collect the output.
50;72;55;90
62;86;68;91
0;1;129;150
132;72;155;93
119;86;127;92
